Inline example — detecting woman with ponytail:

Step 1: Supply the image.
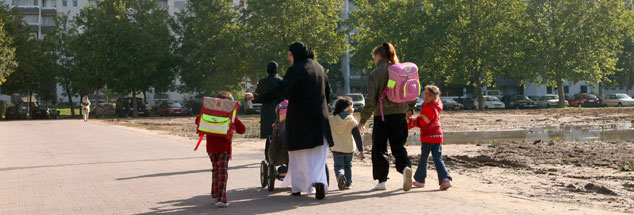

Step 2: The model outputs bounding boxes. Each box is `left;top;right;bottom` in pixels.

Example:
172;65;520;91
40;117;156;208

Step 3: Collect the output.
359;42;415;191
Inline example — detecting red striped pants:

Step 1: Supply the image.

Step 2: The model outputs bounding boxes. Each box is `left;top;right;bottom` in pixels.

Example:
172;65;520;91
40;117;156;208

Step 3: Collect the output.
210;153;230;203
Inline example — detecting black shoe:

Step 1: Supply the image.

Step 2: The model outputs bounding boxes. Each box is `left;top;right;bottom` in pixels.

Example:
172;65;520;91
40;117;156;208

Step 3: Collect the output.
314;183;325;200
337;175;347;191
291;192;301;196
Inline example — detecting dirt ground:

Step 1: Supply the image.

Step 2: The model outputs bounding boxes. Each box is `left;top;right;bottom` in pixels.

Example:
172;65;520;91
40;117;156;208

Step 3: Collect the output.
100;107;634;213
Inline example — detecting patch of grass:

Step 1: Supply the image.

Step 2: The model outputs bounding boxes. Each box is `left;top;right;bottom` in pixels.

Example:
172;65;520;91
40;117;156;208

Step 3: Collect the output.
619;165;632;172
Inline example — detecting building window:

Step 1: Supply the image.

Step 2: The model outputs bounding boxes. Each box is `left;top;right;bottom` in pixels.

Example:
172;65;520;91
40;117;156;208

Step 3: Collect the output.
42;16;55;26
546;86;553;94
158;0;168;9
564;85;569;94
174;1;185;9
22;15;38;25
62;0;67;7
43;0;55;7
73;0;77;7
580;85;588;93
13;0;37;6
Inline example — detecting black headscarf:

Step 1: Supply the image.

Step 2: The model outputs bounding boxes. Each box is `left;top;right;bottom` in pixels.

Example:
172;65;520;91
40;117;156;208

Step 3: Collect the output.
289;42;311;63
267;61;278;74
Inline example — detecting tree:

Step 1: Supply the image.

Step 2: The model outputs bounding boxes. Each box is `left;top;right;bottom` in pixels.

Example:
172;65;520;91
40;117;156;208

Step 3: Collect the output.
613;37;634;94
241;0;346;80
0;18;16;86
350;0;526;109
75;0;176;116
173;0;244;95
0;4;51;114
42;14;85;115
525;0;634;107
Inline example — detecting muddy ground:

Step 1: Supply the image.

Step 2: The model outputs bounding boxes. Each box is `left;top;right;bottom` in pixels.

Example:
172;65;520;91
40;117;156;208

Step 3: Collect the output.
100;107;634;213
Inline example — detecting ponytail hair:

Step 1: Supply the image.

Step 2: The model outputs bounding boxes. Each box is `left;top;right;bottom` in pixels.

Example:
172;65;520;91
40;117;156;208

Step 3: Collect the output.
372;42;400;64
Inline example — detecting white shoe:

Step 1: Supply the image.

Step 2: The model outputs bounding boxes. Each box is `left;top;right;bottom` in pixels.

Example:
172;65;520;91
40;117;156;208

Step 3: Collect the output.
216;202;230;207
403;167;413;191
373;182;387;190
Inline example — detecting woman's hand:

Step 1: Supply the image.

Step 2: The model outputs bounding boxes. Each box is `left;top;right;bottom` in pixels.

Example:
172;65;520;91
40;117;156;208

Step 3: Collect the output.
358;151;365;159
358;123;365;132
245;92;254;100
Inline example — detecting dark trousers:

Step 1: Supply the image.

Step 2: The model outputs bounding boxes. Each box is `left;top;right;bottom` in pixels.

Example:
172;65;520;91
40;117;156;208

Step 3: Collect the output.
372;114;411;182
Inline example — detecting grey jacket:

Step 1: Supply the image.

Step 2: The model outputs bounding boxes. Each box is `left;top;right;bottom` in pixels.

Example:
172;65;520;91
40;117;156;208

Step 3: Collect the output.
359;59;415;124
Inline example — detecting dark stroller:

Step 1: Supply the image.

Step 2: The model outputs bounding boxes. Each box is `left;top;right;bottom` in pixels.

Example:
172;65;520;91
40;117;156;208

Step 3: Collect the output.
260;101;329;191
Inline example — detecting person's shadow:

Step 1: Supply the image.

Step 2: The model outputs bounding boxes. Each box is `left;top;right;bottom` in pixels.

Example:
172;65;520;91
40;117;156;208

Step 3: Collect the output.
135;186;439;215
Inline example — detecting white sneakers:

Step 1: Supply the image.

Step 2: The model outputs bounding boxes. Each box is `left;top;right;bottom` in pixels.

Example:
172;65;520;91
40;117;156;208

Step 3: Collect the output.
403;167;413;191
215;202;230;207
373;182;387;190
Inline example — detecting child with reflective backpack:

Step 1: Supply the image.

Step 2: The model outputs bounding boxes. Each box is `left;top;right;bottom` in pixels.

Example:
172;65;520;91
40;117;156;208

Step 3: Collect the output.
195;91;246;207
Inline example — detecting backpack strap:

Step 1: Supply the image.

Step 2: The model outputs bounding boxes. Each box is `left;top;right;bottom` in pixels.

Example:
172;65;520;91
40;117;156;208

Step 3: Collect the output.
379;90;387;121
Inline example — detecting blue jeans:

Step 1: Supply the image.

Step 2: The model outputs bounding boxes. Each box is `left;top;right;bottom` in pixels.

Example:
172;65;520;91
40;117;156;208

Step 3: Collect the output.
332;151;353;186
414;143;451;185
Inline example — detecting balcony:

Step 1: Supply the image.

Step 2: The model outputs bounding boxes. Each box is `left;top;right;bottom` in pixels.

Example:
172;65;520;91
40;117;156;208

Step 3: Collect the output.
13;0;38;7
41;8;57;16
16;7;38;15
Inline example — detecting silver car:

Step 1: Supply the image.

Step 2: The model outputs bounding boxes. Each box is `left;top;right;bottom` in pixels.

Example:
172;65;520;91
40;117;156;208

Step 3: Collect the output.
603;93;634;107
536;94;568;108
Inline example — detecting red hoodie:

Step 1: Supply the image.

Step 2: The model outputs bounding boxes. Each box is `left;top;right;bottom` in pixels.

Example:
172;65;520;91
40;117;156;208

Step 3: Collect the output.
408;100;443;143
195;115;245;155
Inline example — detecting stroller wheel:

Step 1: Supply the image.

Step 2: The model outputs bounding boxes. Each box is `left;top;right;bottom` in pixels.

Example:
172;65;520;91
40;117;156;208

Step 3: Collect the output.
260;161;268;188
267;165;276;191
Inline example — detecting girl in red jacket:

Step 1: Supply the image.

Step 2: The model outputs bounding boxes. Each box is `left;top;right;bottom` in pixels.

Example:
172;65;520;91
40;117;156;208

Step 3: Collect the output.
408;85;452;190
195;91;246;207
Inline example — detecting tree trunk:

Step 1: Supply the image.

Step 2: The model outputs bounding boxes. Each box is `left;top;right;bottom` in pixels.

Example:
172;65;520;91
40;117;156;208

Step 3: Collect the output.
598;82;603;98
476;82;484;110
132;91;138;117
66;84;75;116
557;80;565;108
27;89;32;118
78;94;83;116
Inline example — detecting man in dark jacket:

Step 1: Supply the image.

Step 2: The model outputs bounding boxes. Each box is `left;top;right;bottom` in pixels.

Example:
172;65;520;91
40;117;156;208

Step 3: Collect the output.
247;61;284;138
280;42;330;200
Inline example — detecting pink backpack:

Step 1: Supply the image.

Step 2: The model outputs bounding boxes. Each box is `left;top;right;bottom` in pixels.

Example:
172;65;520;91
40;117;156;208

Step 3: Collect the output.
379;62;420;121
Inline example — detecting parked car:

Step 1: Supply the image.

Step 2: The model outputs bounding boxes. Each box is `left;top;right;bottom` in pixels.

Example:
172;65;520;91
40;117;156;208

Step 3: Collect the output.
91;102;116;118
568;93;602;107
31;106;59;119
440;97;464;110
474;96;506;109
346;93;365;112
603;93;634;107
5;106;26;120
247;101;262;114
484;90;502;98
455;98;476;110
115;97;149;117
536;94;568;108
158;102;189;116
501;95;537;109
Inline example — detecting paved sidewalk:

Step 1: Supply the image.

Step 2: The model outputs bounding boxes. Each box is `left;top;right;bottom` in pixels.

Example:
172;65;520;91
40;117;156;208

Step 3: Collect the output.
0;120;625;215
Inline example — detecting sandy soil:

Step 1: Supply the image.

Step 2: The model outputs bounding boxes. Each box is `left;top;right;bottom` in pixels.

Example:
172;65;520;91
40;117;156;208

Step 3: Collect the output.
99;107;634;213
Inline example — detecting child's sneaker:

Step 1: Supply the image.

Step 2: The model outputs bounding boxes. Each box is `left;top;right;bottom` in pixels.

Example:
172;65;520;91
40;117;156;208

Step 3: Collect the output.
439;178;452;190
337;174;347;191
373;182;387;190
413;181;425;188
216;202;230;207
403;167;413;191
